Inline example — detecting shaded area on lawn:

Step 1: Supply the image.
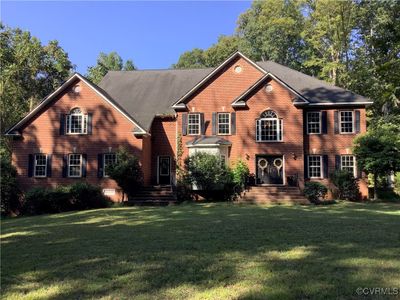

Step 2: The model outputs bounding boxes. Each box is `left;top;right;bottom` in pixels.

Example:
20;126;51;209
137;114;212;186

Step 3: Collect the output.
1;202;400;299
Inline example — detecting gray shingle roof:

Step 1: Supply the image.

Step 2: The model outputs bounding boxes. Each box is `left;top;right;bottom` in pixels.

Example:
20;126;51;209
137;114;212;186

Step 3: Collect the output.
186;136;232;146
98;60;371;132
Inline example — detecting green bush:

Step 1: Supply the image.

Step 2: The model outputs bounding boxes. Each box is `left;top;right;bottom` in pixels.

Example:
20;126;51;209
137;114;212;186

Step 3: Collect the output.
232;159;250;192
23;187;53;215
70;182;110;209
108;148;143;200
395;172;400;193
176;177;195;203
0;156;21;215
303;182;328;204
330;170;360;201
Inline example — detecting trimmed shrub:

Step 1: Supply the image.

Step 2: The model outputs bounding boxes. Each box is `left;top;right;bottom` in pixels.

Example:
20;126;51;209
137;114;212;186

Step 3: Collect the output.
1;156;21;215
23;187;53;215
330;170;360;201
232;159;250;192
70;182;110;209
304;182;328;204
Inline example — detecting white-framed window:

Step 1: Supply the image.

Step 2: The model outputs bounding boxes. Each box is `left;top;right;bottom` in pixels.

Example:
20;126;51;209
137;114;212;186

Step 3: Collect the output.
256;110;283;142
103;153;117;177
217;113;231;135
188;113;200;135
341;155;356;176
34;154;47;177
307;112;321;134
66;108;88;134
68;154;82;177
308;155;322;178
340;111;354;133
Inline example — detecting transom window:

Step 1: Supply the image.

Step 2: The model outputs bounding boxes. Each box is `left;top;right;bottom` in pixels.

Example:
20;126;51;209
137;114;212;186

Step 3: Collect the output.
34;154;47;177
308;155;322;178
217;113;230;135
68;154;82;177
256;110;283;142
66;108;88;134
307;112;321;134
340;111;354;133
341;155;356;176
103;153;117;177
188;113;200;135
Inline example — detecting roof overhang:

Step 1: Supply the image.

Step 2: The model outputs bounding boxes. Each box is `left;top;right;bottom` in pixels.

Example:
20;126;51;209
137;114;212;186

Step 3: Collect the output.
4;73;147;136
172;51;267;110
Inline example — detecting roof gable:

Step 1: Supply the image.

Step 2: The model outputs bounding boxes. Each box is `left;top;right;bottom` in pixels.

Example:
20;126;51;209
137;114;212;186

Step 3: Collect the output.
5;73;147;136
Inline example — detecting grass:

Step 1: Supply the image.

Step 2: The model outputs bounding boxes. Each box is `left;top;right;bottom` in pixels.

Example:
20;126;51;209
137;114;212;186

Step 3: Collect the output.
1;202;400;299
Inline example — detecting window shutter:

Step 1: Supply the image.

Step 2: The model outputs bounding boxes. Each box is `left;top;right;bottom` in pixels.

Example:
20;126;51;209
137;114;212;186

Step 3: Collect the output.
60;114;65;135
321;111;327;134
98;154;104;178
212;112;217;135
82;154;87;177
231;112;236;135
62;155;68;178
323;155;329;178
335;155;341;170
200;113;205;135
46;154;52;177
304;155;309;179
182;113;187;136
87;113;93;135
355;110;360;133
334;111;339;134
356;160;362;178
28;154;34;177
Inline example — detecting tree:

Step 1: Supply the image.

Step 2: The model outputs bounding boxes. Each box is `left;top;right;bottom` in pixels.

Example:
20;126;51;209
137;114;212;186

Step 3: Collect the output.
203;35;241;67
0;154;21;215
237;0;306;70
86;51;136;84
108;148;143;201
172;48;206;69
353;118;400;200
0;24;73;152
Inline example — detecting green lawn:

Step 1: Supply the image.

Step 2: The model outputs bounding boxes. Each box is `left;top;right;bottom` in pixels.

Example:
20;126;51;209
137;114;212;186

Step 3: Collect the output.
1;202;400;300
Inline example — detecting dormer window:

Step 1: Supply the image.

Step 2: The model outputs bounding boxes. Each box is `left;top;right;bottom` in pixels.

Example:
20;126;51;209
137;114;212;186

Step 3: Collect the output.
256;110;283;142
66;108;88;134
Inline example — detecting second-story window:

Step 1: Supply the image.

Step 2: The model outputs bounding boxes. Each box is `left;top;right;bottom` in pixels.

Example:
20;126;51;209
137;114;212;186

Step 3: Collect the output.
307;112;321;134
256;110;283;142
217;113;231;135
66;108;88;134
340;111;354;133
188;113;200;135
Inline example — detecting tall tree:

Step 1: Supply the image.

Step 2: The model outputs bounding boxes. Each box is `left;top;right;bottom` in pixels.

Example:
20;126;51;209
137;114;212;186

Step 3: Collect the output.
86;52;136;84
172;48;206;69
237;0;306;70
203;35;241;67
0;24;73;152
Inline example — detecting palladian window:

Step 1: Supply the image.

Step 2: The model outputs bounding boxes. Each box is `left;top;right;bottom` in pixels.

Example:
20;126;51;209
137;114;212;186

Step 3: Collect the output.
66;108;88;134
256;110;283;142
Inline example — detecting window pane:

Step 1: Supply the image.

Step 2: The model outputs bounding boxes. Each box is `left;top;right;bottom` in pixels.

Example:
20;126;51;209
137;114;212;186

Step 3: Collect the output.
104;153;117;177
340;111;353;133
341;155;355;175
218;113;230;135
308;155;322;178
68;154;82;177
34;154;47;177
307;112;320;134
188;114;200;135
256;110;282;141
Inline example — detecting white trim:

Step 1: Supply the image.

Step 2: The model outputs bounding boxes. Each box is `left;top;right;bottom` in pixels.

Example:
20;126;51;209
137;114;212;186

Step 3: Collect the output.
33;154;47;178
339;110;355;134
187;113;201;135
308;155;323;179
256;111;283;142
340;155;357;177
172;51;267;108
66;109;88;135
306;111;322;135
68;153;82;178
217;112;231;135
5;73;147;135
186;144;231;148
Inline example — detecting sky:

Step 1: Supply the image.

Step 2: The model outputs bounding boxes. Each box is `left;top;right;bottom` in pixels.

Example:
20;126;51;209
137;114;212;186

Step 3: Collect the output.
2;1;252;73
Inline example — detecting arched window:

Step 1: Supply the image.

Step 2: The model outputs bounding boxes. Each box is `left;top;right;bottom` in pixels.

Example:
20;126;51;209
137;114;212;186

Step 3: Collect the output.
66;107;88;134
256;110;283;141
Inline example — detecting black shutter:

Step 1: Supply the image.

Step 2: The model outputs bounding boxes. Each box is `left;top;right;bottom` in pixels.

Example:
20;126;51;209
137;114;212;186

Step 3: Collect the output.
98;154;104;178
200;113;205;135
323;155;329;178
355;110;360;133
28;154;34;177
304;155;308;179
182;113;187;136
82;154;87;177
321;111;327;134
212;112;217;135
335;155;341;170
46;154;52;177
62;155;68;178
87;113;93;135
60;114;65;135
231;112;236;135
334;111;339;134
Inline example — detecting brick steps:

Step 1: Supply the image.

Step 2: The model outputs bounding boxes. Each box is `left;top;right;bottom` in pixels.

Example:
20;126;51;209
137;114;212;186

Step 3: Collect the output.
240;186;309;204
127;185;177;206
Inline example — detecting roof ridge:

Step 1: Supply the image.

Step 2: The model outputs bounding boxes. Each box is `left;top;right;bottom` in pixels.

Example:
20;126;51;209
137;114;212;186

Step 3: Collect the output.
107;67;214;73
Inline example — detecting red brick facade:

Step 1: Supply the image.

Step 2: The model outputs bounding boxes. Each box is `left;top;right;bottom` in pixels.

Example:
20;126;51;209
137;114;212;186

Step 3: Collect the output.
8;55;369;201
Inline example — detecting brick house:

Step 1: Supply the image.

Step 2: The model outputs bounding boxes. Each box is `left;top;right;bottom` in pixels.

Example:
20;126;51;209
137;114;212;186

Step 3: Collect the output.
5;52;372;201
